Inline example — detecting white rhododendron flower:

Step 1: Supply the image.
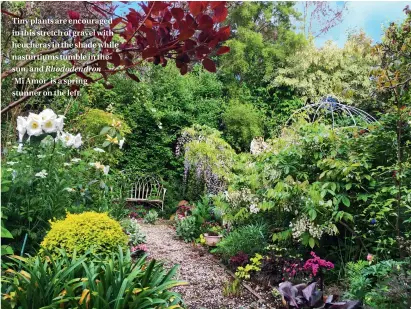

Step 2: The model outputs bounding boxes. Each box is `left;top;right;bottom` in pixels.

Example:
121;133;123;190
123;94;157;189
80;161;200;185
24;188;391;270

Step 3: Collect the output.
16;116;27;142
61;132;74;147
35;170;48;178
55;116;64;132
26;117;43;136
39;109;57;121
119;139;125;149
103;165;110;175
93;147;105;153
42;118;56;133
73;133;82;149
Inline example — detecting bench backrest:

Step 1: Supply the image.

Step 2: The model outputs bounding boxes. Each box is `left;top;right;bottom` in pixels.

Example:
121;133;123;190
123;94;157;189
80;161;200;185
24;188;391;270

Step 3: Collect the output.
129;176;164;200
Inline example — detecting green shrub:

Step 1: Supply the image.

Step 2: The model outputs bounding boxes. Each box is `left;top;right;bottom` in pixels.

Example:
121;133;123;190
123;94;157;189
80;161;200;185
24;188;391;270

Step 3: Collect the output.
72;109;131;164
73;108;131;145
2;248;186;309
345;259;411;309
176;216;197;242
222;100;263;152
143;210;158;224
40;212;128;257
213;224;268;261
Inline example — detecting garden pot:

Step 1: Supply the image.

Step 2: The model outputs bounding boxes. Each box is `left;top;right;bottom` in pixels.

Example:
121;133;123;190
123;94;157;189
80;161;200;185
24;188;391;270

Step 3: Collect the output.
204;233;223;246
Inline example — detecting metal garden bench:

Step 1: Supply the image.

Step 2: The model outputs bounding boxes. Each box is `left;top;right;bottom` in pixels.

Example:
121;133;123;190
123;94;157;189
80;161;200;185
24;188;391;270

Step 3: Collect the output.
126;176;166;211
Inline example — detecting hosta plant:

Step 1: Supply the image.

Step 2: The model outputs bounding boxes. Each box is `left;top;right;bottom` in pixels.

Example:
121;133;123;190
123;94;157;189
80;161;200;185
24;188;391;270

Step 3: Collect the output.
1;248;187;309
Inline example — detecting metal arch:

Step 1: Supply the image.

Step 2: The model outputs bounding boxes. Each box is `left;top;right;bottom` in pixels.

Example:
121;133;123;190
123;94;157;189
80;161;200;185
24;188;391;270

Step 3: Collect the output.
286;95;380;129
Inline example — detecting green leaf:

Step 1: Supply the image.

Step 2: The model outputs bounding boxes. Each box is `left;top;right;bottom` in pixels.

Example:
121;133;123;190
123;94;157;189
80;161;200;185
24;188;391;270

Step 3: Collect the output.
345;183;352;190
308;209;317;221
309;237;315;248
99;126;111;135
1;226;13;239
1;245;13;255
341;195;350;207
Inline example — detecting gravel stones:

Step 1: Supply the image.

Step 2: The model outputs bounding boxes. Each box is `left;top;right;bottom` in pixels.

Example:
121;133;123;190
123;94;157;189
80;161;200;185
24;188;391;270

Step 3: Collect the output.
140;223;260;309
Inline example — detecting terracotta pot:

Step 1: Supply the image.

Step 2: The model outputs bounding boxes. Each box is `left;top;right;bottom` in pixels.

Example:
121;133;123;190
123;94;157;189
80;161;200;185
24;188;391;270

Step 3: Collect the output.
204;233;223;246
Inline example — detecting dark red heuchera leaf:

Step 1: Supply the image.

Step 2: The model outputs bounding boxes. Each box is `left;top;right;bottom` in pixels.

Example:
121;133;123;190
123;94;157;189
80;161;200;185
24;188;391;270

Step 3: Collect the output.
202;58;216;72
68;10;80;19
217;46;230;55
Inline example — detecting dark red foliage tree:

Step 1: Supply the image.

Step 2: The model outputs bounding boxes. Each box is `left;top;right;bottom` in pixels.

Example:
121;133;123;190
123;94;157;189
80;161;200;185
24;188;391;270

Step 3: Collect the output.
1;1;231;114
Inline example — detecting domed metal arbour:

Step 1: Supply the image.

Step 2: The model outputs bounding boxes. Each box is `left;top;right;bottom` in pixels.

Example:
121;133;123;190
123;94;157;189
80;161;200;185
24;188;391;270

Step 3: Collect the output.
286;95;379;129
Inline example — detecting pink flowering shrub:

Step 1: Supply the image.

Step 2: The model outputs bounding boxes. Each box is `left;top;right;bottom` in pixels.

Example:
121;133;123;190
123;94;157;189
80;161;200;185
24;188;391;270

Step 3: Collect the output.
303;251;334;276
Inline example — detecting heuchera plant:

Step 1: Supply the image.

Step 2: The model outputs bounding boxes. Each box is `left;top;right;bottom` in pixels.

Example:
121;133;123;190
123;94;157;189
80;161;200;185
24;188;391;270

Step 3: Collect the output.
229;251;249;268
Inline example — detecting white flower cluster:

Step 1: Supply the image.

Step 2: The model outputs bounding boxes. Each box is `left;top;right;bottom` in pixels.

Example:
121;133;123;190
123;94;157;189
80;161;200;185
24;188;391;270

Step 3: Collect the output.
17;109;64;141
290;215;338;241
290;215;324;240
16;109;82;149
225;188;258;209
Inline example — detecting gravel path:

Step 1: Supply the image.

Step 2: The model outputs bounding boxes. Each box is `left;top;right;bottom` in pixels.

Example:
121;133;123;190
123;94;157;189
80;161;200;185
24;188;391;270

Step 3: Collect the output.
140;222;263;309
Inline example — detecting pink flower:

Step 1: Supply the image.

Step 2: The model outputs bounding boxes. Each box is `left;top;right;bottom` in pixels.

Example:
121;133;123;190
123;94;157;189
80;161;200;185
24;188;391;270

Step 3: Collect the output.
367;254;373;262
303;252;334;277
132;244;148;252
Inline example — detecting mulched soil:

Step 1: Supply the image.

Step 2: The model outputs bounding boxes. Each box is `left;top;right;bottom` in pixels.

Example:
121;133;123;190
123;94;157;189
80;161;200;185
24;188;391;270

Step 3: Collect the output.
140;221;278;309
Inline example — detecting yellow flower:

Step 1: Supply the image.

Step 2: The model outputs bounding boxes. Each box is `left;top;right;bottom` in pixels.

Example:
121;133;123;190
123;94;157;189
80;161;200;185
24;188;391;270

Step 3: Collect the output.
106;134;119;144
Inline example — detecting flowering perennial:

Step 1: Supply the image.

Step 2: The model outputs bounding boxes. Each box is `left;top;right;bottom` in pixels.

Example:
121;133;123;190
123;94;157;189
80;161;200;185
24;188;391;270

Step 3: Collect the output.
303;251;334;277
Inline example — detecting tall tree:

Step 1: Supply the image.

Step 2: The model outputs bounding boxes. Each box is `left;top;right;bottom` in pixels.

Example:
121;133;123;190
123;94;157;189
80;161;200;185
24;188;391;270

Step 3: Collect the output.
217;2;306;134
